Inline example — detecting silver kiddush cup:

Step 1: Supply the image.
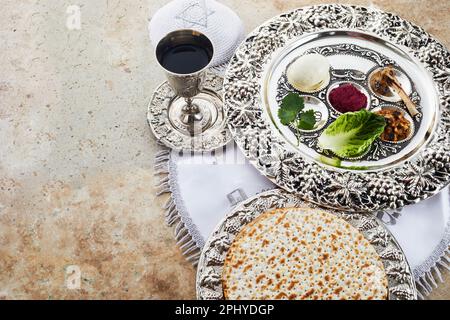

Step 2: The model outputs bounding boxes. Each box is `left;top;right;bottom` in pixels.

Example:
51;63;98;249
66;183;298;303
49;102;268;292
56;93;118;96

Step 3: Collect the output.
155;29;220;136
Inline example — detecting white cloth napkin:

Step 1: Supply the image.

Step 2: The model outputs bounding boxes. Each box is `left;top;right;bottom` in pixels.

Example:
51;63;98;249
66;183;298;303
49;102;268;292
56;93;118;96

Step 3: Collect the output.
149;0;245;67
170;143;450;272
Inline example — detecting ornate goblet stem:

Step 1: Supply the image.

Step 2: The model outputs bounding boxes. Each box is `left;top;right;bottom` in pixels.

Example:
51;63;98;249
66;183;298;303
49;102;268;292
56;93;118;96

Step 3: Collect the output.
155;29;219;136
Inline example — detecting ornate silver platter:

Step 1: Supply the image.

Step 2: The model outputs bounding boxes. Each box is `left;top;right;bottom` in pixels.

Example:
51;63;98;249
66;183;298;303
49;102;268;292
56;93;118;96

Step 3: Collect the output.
276;44;422;162
148;72;232;152
196;189;417;300
224;5;450;211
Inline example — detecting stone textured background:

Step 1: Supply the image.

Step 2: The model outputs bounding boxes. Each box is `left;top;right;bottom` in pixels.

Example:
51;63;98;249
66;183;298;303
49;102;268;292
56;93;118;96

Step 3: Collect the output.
0;0;448;299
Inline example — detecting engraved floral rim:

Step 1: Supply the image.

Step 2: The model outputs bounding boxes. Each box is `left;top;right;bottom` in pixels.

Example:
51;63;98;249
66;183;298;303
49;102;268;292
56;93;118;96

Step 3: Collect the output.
223;4;450;211
196;189;417;300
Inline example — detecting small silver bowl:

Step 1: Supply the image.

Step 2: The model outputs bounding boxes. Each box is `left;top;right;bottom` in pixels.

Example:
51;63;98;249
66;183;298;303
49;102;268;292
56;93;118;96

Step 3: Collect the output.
326;81;371;114
288;95;330;132
368;67;412;103
285;56;331;93
372;104;415;144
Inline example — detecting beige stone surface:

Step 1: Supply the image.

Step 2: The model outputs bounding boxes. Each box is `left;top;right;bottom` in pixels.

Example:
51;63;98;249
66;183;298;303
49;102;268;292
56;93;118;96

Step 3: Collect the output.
0;0;448;299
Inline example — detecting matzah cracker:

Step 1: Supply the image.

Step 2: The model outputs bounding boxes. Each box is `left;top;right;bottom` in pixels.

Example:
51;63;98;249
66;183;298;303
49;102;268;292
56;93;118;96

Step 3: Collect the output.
222;207;388;300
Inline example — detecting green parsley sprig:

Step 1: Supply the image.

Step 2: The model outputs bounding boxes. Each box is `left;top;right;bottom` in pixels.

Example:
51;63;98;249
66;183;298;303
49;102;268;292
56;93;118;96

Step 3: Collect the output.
278;93;316;143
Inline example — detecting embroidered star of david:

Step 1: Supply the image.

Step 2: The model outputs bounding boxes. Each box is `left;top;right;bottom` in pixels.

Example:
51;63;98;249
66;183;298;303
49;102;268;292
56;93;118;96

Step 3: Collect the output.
175;2;215;28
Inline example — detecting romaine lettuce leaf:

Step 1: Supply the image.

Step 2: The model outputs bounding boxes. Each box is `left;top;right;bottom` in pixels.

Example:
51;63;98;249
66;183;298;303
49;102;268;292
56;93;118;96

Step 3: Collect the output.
318;109;386;158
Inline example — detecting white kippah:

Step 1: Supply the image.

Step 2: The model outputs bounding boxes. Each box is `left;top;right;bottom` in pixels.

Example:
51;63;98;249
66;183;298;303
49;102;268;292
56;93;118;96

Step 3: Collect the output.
149;0;245;67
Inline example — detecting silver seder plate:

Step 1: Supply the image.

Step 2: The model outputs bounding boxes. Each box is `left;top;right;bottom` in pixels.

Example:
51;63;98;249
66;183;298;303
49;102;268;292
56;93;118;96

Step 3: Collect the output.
196;189;417;300
224;4;450;211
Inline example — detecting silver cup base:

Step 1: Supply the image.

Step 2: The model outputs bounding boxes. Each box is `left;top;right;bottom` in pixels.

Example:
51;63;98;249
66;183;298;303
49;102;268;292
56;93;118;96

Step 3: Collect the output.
148;72;232;152
167;89;223;136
